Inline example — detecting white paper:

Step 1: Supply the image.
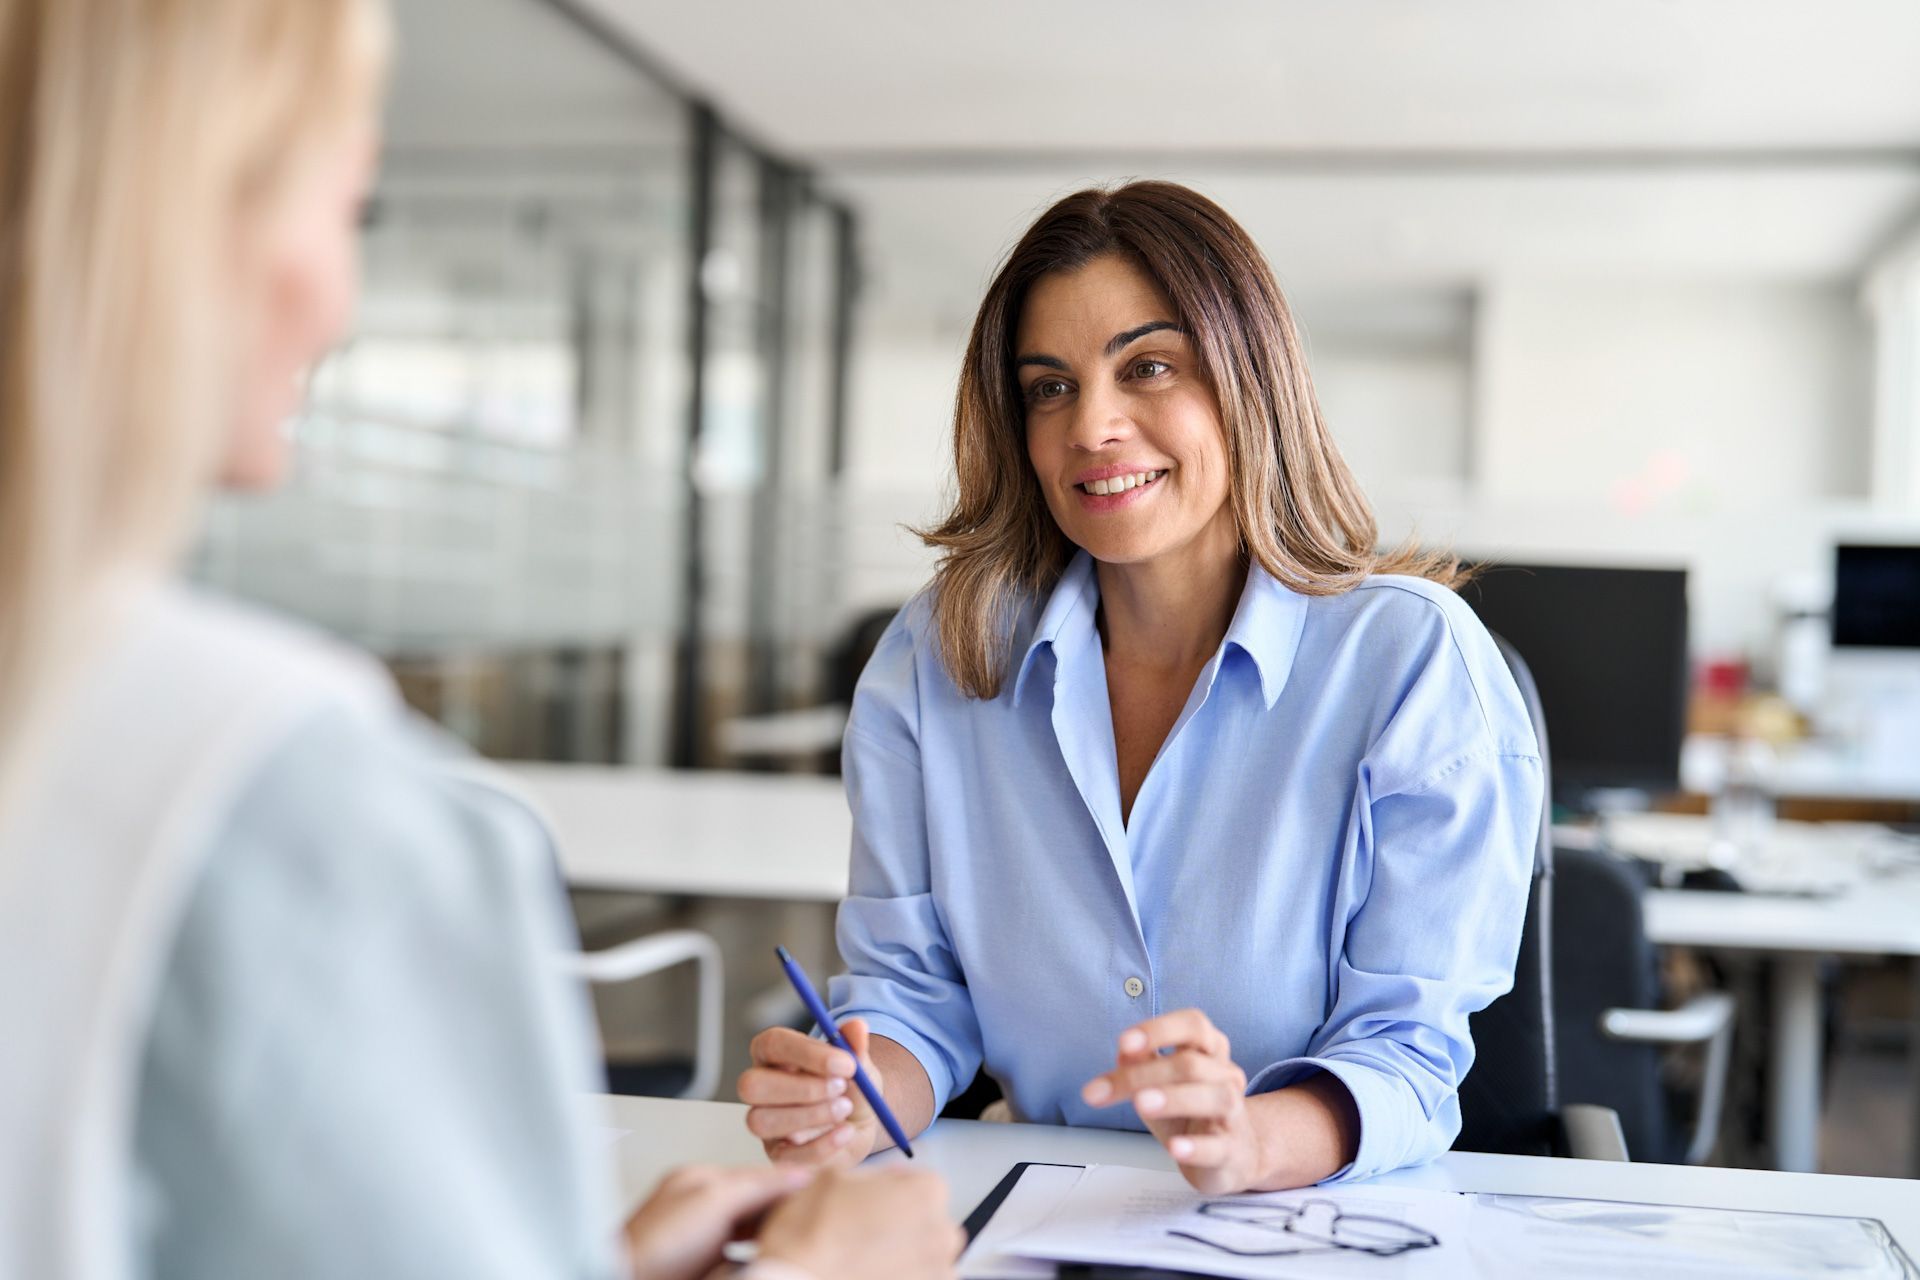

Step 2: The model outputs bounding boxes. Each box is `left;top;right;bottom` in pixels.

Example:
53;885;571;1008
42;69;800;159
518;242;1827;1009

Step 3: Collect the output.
1463;1193;1917;1280
996;1164;1916;1280
1004;1165;1471;1279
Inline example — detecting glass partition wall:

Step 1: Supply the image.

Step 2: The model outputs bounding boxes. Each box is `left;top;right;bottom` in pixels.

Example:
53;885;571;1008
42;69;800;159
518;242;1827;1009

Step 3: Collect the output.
189;0;859;768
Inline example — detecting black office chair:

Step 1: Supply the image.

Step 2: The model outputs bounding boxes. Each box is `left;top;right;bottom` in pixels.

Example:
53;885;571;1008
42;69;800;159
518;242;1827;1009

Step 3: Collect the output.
1553;844;1734;1165
1455;634;1733;1163
828;607;902;707
1454;634;1601;1157
820;607;901;775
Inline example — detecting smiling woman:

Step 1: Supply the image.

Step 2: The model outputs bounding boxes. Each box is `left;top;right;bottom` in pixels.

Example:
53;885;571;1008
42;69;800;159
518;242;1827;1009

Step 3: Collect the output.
923;180;1467;701
739;180;1543;1197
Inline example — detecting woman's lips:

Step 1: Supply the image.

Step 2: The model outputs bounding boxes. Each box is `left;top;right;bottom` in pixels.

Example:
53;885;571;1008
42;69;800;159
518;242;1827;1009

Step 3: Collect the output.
1074;469;1166;511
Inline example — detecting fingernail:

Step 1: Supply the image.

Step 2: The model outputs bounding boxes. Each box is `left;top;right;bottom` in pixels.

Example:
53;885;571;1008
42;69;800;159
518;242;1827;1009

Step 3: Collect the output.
1083;1078;1112;1104
831;1097;853;1119
1137;1089;1164;1114
831;1054;857;1077
1171;1137;1193;1159
825;1077;847;1097
1120;1030;1146;1053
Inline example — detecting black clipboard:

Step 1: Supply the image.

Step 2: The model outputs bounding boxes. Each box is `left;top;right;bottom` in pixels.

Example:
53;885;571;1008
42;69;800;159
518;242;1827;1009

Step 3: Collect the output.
961;1162;1220;1280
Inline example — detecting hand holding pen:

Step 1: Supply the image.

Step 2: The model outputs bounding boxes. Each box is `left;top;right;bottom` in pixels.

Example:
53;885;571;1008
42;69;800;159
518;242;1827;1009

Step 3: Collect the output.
742;1017;885;1165
740;947;915;1166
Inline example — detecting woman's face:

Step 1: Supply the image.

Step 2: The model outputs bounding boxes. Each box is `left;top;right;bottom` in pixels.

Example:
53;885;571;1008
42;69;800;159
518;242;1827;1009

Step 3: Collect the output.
1017;254;1235;569
223;120;377;490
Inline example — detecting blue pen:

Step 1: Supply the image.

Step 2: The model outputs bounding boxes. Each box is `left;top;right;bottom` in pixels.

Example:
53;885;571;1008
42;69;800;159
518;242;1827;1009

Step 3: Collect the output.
774;945;914;1158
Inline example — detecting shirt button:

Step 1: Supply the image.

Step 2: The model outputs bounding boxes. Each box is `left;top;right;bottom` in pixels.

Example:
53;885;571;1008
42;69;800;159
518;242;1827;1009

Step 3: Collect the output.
1124;976;1145;999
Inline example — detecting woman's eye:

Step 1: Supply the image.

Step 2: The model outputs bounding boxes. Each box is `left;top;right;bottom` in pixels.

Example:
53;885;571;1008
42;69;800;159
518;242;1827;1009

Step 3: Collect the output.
1029;379;1070;401
1130;359;1169;380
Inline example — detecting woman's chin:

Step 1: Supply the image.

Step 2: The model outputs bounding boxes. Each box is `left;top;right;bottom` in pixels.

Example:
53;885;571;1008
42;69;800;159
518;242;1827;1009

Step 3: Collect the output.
1075;534;1173;567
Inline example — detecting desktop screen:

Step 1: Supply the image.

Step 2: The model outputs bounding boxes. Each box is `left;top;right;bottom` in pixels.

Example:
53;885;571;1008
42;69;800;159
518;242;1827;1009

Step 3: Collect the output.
1832;544;1920;650
1458;563;1689;805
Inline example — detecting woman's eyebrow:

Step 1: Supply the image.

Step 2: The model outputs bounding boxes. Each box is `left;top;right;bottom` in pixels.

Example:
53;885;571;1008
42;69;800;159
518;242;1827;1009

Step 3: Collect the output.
1015;320;1185;372
1105;320;1184;356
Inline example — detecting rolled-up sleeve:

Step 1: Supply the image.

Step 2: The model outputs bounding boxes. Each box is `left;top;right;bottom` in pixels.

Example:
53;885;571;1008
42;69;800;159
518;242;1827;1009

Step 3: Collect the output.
1246;745;1541;1183
826;617;983;1114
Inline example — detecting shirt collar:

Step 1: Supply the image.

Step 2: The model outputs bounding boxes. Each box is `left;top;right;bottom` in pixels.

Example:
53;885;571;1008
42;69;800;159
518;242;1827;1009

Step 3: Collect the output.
1220;558;1311;710
1011;551;1100;708
1010;550;1308;711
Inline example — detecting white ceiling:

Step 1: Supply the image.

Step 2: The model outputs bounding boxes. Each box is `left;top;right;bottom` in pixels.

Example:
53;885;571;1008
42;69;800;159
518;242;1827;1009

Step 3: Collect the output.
837;165;1920;321
528;2;1920;319
586;0;1920;154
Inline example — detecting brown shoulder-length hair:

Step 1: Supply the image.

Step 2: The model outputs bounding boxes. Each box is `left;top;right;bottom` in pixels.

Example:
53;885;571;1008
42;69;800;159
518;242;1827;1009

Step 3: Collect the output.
917;179;1467;701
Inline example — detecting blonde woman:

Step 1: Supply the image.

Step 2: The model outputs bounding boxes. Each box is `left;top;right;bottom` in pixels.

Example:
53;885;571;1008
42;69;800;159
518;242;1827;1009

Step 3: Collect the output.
0;4;958;1279
742;182;1542;1194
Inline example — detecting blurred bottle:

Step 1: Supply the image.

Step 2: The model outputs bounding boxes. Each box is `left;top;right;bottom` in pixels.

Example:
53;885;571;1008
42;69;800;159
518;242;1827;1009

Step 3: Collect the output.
1708;735;1776;870
1774;571;1830;719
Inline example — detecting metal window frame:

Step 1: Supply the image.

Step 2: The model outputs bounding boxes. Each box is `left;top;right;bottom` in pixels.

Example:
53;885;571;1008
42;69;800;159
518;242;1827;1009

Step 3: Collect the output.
534;0;862;765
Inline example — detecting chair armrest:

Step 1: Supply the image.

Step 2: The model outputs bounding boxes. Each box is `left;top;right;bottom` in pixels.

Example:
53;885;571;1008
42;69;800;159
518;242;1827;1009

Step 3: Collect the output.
1598;992;1735;1045
568;929;725;1102
439;759;729;1104
1561;1104;1631;1161
1598;991;1736;1165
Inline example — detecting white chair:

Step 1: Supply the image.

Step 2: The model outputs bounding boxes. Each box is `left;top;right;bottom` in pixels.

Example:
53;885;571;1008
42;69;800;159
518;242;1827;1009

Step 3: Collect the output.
439;760;725;1101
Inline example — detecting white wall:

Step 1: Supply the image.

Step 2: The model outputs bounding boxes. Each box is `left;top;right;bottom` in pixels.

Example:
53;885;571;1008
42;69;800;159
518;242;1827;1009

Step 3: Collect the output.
844;319;963;491
1315;348;1471;500
1866;224;1920;510
1398;278;1877;664
1473;280;1871;507
834;317;960;616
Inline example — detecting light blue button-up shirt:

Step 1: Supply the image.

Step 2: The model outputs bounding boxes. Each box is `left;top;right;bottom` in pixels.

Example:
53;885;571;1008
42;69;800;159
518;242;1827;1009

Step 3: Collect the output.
829;551;1542;1183
131;707;619;1280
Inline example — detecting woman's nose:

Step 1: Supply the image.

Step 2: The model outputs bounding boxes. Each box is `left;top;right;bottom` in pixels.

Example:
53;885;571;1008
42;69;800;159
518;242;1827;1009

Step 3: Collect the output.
1066;382;1133;451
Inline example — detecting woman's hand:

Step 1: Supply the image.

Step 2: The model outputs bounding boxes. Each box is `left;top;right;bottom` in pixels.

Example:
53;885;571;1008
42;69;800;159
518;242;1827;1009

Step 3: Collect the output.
1080;1009;1264;1194
739;1018;882;1167
755;1165;964;1280
622;1163;810;1280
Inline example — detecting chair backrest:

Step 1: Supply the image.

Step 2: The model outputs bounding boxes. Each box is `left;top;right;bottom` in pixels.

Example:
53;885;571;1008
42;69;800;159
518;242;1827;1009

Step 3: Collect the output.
828;607;903;705
1453;634;1561;1156
1550;844;1670;1161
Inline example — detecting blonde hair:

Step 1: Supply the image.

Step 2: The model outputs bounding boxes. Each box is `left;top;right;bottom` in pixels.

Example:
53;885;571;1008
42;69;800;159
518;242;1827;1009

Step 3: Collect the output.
919;181;1467;700
0;0;389;794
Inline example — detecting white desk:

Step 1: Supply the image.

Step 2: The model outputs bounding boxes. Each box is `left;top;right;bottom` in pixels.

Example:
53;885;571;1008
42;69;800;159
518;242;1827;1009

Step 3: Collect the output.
1683;733;1920;806
503;763;849;900
1768;741;1920;805
1644;878;1920;1177
715;705;849;762
602;1096;1920;1265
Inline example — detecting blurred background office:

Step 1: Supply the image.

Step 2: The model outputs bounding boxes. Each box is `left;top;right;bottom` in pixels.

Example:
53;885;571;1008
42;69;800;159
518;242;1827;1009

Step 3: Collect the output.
186;0;1920;1178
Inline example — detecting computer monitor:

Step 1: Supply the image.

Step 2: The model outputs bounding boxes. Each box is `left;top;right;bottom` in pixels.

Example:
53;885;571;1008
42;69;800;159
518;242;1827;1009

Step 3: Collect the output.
1832;544;1920;650
1458;562;1689;807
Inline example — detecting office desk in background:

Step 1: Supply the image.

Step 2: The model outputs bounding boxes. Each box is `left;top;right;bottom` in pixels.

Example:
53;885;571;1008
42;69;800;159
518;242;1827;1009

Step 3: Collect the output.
600;1096;1920;1266
1645;879;1920;1178
1606;810;1920;1175
503;763;849;901
1683;733;1920;810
